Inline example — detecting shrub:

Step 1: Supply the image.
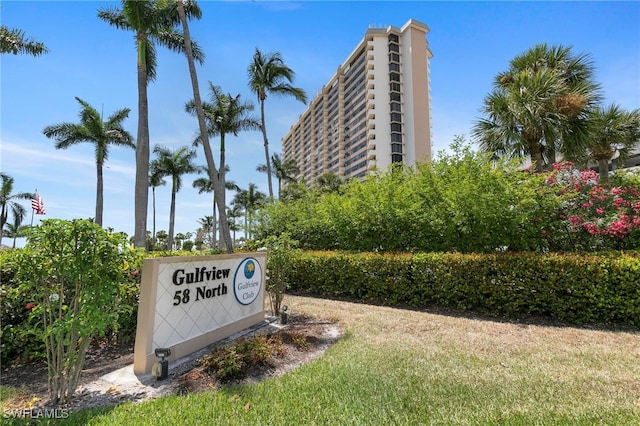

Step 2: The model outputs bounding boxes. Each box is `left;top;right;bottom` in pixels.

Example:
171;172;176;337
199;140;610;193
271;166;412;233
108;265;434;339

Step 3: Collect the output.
14;219;138;403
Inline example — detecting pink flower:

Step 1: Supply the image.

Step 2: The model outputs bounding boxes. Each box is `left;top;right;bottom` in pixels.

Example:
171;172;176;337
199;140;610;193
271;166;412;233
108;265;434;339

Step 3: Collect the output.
596;208;604;216
25;303;36;310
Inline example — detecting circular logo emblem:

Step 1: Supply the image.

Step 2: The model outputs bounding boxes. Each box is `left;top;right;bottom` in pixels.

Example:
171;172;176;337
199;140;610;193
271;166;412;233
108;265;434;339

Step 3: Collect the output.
244;260;256;279
234;257;262;305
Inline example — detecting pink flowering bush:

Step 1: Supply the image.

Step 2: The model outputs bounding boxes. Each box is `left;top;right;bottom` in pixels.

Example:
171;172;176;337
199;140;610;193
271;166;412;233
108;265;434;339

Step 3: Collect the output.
542;161;640;250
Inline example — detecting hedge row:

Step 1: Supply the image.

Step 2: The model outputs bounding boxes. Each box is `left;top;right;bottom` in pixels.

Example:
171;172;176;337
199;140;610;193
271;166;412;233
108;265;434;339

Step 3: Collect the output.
283;251;640;328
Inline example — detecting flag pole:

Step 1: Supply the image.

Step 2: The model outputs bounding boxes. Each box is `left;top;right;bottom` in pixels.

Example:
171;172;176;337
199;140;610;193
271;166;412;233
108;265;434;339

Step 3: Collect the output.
30;189;37;227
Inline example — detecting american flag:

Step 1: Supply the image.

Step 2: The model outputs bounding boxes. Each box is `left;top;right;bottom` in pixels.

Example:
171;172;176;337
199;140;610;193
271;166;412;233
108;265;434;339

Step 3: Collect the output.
31;193;46;215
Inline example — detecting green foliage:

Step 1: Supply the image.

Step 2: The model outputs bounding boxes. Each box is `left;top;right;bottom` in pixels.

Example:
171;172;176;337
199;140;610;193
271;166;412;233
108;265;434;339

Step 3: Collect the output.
257;233;299;315
281;250;640;328
13;219;138;403
200;334;282;380
258;140;640;253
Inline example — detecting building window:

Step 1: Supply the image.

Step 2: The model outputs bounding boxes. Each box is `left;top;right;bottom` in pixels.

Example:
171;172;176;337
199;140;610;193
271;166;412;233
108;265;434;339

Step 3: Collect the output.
388;43;399;53
391;123;402;133
388;34;399;43
390;92;401;102
390;112;401;123
390;102;401;112
389;52;400;63
391;133;402;143
389;63;400;72
392;153;403;163
389;72;400;82
390;82;400;92
391;143;403;153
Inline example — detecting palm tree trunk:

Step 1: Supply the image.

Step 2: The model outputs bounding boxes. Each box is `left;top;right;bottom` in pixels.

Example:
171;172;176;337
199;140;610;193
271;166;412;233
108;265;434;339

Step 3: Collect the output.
152;187;157;251
260;100;274;198
598;158;610;183
134;31;150;248
177;1;233;253
529;139;544;173
219;134;227;251
168;181;177;250
96;162;104;226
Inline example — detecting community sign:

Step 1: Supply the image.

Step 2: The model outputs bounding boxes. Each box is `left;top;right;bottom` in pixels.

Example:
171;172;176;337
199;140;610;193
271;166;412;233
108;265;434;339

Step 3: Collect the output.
134;253;266;374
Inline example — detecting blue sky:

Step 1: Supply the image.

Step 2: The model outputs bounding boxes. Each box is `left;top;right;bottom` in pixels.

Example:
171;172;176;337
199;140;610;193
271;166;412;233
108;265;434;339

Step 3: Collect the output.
2;1;639;247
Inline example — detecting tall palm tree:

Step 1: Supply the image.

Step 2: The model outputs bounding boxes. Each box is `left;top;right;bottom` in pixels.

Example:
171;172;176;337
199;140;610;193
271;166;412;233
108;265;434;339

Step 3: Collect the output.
1;25;48;56
196;215;214;249
43;97;134;226
98;0;203;248
232;183;266;240
247;48;307;198
226;205;242;244
186;83;260;248
316;172;343;193
192;165;239;248
151;145;198;250
0;173;31;246
176;0;233;253
473;43;601;172
3;204;28;248
583;104;640;182
256;153;299;198
148;169;166;250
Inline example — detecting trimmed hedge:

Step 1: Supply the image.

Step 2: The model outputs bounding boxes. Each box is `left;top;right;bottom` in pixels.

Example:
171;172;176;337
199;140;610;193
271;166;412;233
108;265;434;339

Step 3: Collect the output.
284;250;640;328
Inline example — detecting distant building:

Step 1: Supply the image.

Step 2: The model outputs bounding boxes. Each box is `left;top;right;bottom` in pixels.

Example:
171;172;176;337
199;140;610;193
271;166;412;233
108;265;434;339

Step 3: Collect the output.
282;19;433;186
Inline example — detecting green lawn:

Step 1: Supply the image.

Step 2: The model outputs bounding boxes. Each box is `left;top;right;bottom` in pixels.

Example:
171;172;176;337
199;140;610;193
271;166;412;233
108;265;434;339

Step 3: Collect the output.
4;295;639;425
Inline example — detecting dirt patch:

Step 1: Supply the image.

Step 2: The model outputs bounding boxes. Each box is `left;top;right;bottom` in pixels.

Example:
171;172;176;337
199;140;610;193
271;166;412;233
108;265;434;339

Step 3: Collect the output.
0;312;342;414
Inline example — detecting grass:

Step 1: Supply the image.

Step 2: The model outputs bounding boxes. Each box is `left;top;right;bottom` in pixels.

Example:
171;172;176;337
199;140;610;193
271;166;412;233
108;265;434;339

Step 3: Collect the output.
4;295;640;425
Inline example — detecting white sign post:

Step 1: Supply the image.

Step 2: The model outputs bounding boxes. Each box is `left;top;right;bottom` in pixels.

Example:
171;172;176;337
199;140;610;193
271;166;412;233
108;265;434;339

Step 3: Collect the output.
133;253;266;374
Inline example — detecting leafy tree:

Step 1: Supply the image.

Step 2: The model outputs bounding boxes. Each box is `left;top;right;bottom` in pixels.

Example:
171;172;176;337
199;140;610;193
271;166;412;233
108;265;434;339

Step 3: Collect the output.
176;0;233;253
257;153;299;198
148;170;166;250
0;25;48;56
43;97;133;226
151;145;198;250
473;43;601;172
15;219;135;403
0;173;32;246
247;48;307;198
195;215;215;249
98;0;203;248
583;104;640;182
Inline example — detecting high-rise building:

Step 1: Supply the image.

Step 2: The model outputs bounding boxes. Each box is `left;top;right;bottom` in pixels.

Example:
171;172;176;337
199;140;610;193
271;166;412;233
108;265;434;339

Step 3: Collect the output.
282;19;433;186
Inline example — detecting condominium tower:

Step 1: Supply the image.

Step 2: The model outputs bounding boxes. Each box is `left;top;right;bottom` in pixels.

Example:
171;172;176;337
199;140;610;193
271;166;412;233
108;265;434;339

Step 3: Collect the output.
282;19;432;185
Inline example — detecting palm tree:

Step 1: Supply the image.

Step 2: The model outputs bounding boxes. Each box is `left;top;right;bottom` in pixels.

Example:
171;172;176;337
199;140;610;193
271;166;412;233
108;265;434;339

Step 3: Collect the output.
196;215;215;249
98;0;203;248
257;153;299;199
232;183;266;240
176;0;233;253
192;165;239;248
247;48;307;198
0;174;36;247
186;83;260;248
1;25;48;56
316;172;343;193
43;97;133;226
148;169;166;250
583;104;640;182
151;145;198;250
3;204;28;248
226;206;242;244
473;43;601;172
